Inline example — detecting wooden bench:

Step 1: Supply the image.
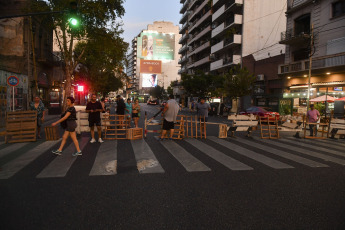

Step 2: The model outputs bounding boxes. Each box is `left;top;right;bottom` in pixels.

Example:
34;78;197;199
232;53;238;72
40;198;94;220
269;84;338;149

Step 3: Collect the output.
227;114;258;137
328;118;345;139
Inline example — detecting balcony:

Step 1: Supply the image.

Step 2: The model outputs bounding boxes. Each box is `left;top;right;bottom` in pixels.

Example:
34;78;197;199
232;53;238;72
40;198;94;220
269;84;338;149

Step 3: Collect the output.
188;25;211;45
178;55;188;64
188;0;198;10
194;56;210;67
179;33;190;44
189;0;209;22
179;9;191;24
212;0;243;22
188;41;210;57
210;55;241;71
178;44;189;54
211;34;241;53
212;14;242;38
278;53;345;74
280;28;310;45
189;10;212;34
180;0;189;13
179;21;190;34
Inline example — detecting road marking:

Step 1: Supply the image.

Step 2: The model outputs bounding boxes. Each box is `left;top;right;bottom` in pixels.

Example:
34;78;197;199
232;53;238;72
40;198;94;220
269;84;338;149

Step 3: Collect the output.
157;138;210;172
89;141;117;176
131;139;164;173
36;137;89;178
257;138;345;166
185;139;253;171
287;137;345;152
208;136;293;169
288;137;345;148
0;140;61;179
0;143;29;159
281;138;345;158
234;138;328;168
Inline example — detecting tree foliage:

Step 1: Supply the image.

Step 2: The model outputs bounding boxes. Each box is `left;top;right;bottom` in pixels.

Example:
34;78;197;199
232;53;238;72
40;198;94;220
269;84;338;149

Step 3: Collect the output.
29;0;126;109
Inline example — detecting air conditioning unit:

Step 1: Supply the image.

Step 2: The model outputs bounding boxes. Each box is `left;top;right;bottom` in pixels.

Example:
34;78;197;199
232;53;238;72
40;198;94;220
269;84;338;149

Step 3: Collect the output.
257;74;265;81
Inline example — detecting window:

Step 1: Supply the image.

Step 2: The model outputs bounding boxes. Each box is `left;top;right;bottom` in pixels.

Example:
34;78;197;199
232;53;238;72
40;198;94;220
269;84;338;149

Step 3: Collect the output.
332;1;345;18
294;14;310;36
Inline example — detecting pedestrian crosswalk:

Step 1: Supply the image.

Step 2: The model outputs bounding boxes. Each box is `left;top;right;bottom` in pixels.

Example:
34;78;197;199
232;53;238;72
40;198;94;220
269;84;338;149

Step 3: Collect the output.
0;136;345;179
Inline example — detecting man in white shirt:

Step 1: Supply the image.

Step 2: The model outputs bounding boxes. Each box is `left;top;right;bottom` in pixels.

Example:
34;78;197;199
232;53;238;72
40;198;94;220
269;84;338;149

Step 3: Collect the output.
159;94;179;140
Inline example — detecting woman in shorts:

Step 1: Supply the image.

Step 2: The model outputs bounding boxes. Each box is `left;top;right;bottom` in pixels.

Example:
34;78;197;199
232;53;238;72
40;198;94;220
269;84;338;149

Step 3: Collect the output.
51;96;81;157
132;98;141;128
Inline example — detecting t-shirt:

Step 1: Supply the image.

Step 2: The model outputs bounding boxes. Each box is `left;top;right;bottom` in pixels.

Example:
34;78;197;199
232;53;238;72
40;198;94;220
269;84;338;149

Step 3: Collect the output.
116;99;125;115
164;99;179;122
196;102;211;118
66;106;77;120
125;103;132;115
86;101;103;121
307;109;320;123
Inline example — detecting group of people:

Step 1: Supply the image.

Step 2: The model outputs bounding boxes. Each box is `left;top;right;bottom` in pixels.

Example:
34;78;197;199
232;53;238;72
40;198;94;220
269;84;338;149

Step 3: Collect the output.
115;95;141;128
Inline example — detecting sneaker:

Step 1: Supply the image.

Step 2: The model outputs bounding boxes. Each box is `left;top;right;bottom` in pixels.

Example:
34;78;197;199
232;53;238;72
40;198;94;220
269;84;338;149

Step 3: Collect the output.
158;137;165;141
72;151;82;157
52;149;62;155
98;138;104;143
90;138;96;143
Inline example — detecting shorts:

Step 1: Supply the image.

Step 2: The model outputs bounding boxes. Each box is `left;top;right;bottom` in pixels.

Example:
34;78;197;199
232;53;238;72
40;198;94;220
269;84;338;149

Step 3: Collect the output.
163;119;174;130
199;117;208;122
89;119;101;127
132;113;139;118
66;120;77;132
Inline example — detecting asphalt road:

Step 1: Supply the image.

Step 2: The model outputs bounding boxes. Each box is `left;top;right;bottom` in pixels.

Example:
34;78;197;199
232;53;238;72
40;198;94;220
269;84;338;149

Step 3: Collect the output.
0;103;345;229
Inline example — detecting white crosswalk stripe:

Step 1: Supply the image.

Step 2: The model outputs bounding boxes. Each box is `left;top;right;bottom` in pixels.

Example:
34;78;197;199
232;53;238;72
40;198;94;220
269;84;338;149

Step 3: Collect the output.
185;139;253;171
0;143;29;159
257;138;345;166
89;140;117;176
0;139;61;179
287;137;345;152
36;137;89;178
131;139;165;173
288;137;345;148
208;136;294;169
233;138;328;168
281;138;345;158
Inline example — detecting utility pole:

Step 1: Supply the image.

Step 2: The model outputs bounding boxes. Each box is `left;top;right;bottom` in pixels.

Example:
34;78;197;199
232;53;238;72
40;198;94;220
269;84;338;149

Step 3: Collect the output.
306;24;314;111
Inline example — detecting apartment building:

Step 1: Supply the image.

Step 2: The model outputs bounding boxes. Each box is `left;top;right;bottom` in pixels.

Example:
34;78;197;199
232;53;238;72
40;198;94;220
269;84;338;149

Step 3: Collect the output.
126;21;181;98
279;0;345;112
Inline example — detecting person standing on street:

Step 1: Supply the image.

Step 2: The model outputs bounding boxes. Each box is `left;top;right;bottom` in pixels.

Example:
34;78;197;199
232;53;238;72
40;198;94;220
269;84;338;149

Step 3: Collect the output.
132;98;141;128
30;96;45;139
86;94;104;143
196;97;211;122
159;94;179;140
51;96;82;156
125;98;132;127
116;95;126;126
307;104;320;137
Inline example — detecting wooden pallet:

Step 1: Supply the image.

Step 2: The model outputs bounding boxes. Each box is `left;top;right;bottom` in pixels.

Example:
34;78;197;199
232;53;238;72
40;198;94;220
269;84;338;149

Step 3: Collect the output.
218;124;228;138
45;126;60;141
126;128;143;140
103;115;130;140
5;111;37;143
259;116;280;139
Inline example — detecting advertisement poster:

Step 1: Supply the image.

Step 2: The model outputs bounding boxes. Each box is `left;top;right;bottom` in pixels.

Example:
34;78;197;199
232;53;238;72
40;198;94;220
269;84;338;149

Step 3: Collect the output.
137;31;175;60
142;74;158;87
140;59;162;74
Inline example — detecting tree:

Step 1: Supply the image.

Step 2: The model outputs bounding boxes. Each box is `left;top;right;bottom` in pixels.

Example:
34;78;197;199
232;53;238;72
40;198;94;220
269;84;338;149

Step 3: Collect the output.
223;64;256;112
30;0;126;109
149;85;166;99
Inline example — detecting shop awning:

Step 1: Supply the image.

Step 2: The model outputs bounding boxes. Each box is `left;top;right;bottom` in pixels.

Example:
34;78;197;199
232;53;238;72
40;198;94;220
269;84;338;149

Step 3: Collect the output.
335;97;345;101
310;95;337;102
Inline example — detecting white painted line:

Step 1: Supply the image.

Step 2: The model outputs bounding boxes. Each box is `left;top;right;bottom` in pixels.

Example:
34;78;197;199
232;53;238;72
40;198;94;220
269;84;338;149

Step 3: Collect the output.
208;136;293;169
157;138;211;172
281;138;345;158
0;139;61;179
234;138;328;168
131;139;165;173
0;143;29;159
256;138;345;166
288;137;345;148
89;141;118;176
36;137;89;178
287;137;345;152
185;139;253;171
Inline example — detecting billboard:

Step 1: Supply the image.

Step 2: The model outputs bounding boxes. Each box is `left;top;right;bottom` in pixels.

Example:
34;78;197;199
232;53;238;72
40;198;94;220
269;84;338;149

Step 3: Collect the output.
137;31;175;60
140;59;162;74
142;74;158;88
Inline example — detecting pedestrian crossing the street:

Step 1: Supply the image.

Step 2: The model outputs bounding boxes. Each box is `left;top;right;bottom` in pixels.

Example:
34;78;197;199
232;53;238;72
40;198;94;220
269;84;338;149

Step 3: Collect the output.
0;136;345;179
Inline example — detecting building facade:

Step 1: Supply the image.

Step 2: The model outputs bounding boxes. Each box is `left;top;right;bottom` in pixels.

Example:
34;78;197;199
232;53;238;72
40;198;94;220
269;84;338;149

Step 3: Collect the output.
126;21;182;98
279;0;345;113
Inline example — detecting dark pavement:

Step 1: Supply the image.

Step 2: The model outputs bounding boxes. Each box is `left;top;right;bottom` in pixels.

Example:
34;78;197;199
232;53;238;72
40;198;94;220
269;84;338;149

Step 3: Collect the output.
0;103;345;229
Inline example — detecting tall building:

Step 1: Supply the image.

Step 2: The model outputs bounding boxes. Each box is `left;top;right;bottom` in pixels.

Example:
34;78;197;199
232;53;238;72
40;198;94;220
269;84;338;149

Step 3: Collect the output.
279;0;345;113
179;0;287;76
126;21;182;98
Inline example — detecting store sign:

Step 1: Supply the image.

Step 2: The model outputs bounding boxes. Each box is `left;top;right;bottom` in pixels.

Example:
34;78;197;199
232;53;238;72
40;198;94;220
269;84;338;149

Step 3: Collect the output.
140;59;162;74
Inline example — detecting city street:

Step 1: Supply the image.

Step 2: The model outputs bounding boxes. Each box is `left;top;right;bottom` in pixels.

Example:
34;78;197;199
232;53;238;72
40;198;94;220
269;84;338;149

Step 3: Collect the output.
0;104;345;229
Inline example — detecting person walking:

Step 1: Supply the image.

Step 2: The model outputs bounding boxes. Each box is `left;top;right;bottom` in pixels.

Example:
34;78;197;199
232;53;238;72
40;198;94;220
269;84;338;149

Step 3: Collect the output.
307;104;320;137
30;96;45;139
159;94;179;140
86;94;104;143
132;98;141;128
51;97;82;156
125;98;132;127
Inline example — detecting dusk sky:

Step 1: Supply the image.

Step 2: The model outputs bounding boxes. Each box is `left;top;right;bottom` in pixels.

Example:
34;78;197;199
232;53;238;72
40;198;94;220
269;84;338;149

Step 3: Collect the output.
121;0;181;45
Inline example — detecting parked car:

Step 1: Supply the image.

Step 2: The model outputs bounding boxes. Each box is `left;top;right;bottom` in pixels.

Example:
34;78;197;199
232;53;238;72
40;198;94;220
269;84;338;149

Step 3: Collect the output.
240;106;280;120
147;99;159;105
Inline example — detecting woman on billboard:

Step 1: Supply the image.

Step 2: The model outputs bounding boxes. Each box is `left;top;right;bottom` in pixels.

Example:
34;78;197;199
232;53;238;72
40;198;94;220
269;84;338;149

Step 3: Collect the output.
142;35;148;57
